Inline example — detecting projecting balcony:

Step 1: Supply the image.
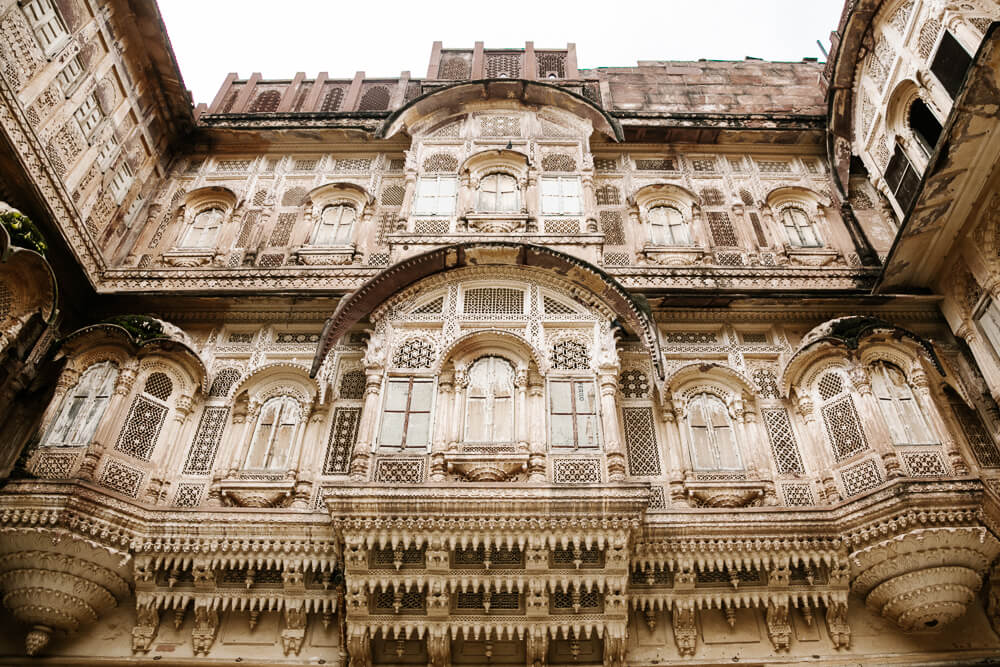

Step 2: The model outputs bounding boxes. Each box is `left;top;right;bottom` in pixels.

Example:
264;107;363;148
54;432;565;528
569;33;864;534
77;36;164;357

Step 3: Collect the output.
442;441;530;482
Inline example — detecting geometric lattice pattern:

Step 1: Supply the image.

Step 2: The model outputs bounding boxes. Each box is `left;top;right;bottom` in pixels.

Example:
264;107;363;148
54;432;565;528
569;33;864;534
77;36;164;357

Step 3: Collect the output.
822;396;869;461
373;458;425;483
544;219;579;234
323;407;361;474
619;368;649;399
595;185;621;206
174;483;204;507
478;115;520;137
841;458;883;497
550;340;589;370
553;458;602;484
782;482;814;506
901;450;948;477
339;369;367;400
599;211;626;245
541;154;576;172
115;396;168;461
818;372;845;401
752;367;780;399
183;407;229;474
392;338;434;369
648;486;666;510
485;54;521;79
761;408;805;474
208;368;241;397
707;212;738;246
950;397;1000;468
32;450;79;479
422;153;458;172
623;407;661;476
464;287;524;315
144;372;172;401
99;458;144;498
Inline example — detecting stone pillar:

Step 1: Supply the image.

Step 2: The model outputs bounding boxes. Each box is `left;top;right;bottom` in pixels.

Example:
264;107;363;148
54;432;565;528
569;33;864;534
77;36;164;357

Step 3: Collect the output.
910;369;969;475
449;365;468;449
847;362;903;479
793;391;840;503
527;371;546;481
349;367;384;480
515;366;529;449
581;170;598;233
429;375;453;481
598;368;625;481
957;322;1000;406
660;399;689;506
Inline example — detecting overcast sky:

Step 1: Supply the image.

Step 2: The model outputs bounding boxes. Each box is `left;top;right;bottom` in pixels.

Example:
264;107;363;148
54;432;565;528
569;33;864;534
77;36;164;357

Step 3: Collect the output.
157;0;846;106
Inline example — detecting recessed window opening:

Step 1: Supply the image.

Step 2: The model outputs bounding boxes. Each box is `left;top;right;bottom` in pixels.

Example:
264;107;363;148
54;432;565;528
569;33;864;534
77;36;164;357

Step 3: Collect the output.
909;99;942;156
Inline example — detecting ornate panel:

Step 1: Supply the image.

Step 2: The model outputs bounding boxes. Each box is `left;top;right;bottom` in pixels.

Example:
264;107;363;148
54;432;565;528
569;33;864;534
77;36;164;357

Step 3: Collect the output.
373;457;425;483
32;450;81;479
99;458;144;498
761;408;805;474
840;458;883;497
822;397;869;461
183;407;229;475
781;482;814;506
174;483;204;507
950;397;1000;468
901;450;948;476
552;458;601;484
114;396;168;462
323;407;361;474
623;407;661;476
648;485;666;510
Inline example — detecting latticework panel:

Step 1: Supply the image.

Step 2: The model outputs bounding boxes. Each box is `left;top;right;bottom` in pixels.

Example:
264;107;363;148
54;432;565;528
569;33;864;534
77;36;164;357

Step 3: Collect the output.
392;338;434;369
463;287;524;315
144;373;172;401
542;296;576;315
599;211;625;245
536;52;566;77
412;297;445;315
32;450;80;479
544;219;579;234
99;458;143;498
485;53;521;78
281;187;308;206
115;396;168;461
380;184;405;206
478;115;520;137
623;407;661;477
422;153;458;172
841;458;883;497
603;252;630;266
595;185;621;206
174;483;204;507
438;54;471;79
553;458;601;484
822;396;869;460
761;408;804;474
357;86;391;111
373;458;425;483
339;369;366;400
648;486;666;510
269;212;297;246
752;367;780;399
414;219;450;234
635;158;676;171
619;368;649;399
700;187;724;205
818;372;844;401
320;87;345;112
781;482;814;506
950;397;1000;468
183;407;229;474
901;450;948;476
707;212;738;246
541;154;576;172
209;368;241;397
323;407;361;474
550;340;589;370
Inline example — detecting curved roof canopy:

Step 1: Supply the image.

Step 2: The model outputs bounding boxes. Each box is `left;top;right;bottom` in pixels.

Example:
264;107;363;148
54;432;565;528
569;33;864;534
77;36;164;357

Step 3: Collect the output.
378;79;624;142
311;243;660;378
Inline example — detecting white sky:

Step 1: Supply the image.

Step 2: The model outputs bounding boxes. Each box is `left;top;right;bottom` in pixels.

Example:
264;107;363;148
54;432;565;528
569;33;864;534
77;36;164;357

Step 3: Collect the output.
157;0;846;106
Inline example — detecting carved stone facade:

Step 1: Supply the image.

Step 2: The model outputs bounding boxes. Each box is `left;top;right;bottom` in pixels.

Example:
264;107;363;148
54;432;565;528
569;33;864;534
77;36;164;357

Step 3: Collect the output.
1;0;1000;664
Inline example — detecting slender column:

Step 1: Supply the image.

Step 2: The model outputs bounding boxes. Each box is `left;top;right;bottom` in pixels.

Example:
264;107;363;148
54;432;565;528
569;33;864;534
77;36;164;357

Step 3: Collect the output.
349;368;383;480
910;370;969;475
598;368;625;481
660;399;689;506
793;391;839;503
847;362;904;479
397;170;418;232
515;367;529;450
527;372;545;481
449;365;468;449
956;322;1000;406
160;394;201;482
581;170;598;233
429;375;453;481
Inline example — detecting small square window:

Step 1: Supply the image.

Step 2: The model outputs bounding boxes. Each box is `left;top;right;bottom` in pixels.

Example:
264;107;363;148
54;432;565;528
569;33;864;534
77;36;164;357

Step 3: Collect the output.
56;56;84;93
73;92;103;139
22;0;68;55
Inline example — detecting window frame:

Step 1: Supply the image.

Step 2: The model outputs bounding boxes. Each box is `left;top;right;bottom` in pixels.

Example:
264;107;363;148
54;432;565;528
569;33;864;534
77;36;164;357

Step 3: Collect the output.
647;205;691;245
41;362;118;448
413;175;458;217
684;392;743;471
56;55;84;94
476;173;520;213
869;361;938;446
311;203;357;246
547;377;601;449
377;376;435;450
976;298;1000;361
73;92;103;139
21;0;69;56
463;356;516;444
109;160;134;205
780;206;822;248
243;395;300;470
180;206;224;248
884;143;920;212
540;176;582;216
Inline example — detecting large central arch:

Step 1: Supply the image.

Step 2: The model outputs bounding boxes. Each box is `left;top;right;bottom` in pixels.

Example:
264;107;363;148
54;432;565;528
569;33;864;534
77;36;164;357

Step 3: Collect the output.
311;243;662;379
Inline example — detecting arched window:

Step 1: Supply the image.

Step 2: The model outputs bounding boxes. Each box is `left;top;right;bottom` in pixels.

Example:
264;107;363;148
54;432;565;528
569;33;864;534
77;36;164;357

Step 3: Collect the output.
909;99;942;156
464;357;515;443
477;173;519;213
182;208;224;248
869;362;936;445
43;362;118;447
648;206;690;245
780;207;821;248
244;396;299;470
686;393;742;470
311;204;356;245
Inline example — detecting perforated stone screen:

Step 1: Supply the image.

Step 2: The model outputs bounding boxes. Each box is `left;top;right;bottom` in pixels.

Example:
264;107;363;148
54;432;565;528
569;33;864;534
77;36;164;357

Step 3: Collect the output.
623;407;661;476
144;372;172;401
822;396;869;461
761;408;804;474
115;396;168;461
323;407;361;474
463;287;524;316
183;406;229;474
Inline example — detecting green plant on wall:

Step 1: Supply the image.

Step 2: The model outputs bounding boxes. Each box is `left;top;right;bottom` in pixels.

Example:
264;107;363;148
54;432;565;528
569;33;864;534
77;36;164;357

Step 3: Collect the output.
102;315;166;344
0;211;48;256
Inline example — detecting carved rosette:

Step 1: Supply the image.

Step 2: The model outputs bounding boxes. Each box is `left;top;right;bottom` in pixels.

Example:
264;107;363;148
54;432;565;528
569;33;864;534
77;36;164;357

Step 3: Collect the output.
0;543;131;655
851;527;1000;632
